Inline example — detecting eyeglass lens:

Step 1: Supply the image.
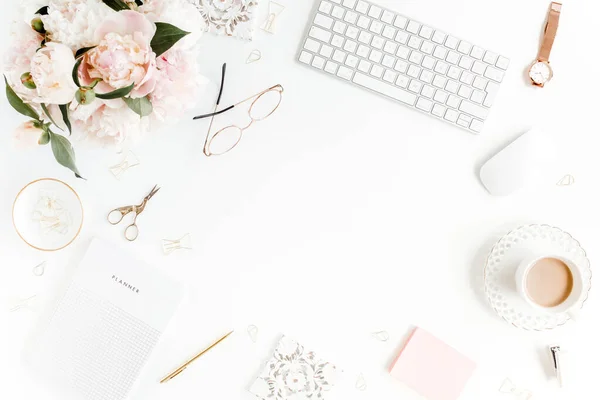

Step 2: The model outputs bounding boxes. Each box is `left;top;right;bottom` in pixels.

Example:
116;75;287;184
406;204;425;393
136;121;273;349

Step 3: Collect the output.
249;89;282;121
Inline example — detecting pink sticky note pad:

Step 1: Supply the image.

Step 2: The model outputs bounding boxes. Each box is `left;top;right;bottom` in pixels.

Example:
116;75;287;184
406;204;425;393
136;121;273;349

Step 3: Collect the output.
389;328;476;400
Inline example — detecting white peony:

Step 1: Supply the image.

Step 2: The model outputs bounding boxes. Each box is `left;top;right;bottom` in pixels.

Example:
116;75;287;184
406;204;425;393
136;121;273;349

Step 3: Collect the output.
30;42;78;104
42;0;112;51
139;0;204;49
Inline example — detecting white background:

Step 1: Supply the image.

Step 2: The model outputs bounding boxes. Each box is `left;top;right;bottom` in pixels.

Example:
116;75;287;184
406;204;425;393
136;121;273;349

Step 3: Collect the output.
2;0;600;399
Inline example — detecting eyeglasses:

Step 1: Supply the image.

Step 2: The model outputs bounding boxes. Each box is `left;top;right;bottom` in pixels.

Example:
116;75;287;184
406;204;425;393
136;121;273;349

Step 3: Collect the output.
193;63;284;156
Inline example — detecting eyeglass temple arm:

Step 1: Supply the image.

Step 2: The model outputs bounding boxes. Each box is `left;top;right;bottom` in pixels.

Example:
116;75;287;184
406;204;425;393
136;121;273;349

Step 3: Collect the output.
193;104;235;120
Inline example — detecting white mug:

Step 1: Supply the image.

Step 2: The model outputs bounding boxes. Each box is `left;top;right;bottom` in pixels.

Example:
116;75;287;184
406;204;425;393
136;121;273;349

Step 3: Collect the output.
515;255;586;319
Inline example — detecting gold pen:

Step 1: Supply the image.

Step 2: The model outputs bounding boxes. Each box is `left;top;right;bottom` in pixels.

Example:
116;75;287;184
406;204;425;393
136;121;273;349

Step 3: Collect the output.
160;330;234;384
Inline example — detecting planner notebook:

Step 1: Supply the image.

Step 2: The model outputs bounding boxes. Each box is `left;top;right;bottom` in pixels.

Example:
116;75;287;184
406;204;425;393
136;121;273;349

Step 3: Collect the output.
23;239;183;400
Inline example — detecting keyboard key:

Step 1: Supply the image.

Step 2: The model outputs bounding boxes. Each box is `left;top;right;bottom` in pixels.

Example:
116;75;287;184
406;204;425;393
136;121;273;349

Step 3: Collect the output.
344;11;358;24
408;36;422;49
446;94;460;108
457;41;472;54
331;0;341;3
382;54;395;68
332;49;347;63
432;30;446;44
369;50;383;63
304;38;321;53
384;41;397;54
337;65;354;80
383;69;397;83
459;71;474;85
299;51;313;64
331;34;345;47
346;26;359;39
319;1;333;14
353;72;417;105
344;40;358;52
471;60;487;75
470;90;485;104
433;46;447;59
470;46;484;60
406;20;420;34
408;80;423;93
445;80;459;93
409;51;423;64
333;20;347;34
484;65;504;82
325;60;339;74
496;56;510;70
483;81;499;107
381;10;395;24
457;114;472;128
395;31;409;44
370;64;384;77
432;103;446;117
315;13;334;29
459;100;489;119
419;25;434;39
422;56;436;70
420;70;433;83
407;65;421;78
432;74;447;88
416;97;433;111
345;54;359;67
357;44;370;58
433;89;448;103
394;15;408;29
370;21;384;34
312;56;326;69
395;75;409;88
358;59;371;72
483;51;498;65
394;59;408;73
309;26;332;43
446;51;460;64
420;41;435;55
445;35;459;49
434;60;449;74
332;5;345;19
458;56;474;70
458;85;472;99
382;26;396;39
355;0;369;13
368;5;381;18
357;15;371;29
320;45;333;58
342;0;356;8
444;108;459;122
371;35;385;49
473;76;488;90
447;66;461;80
396;45;410;59
358;31;373;44
421;84;435;98
470;119;484;133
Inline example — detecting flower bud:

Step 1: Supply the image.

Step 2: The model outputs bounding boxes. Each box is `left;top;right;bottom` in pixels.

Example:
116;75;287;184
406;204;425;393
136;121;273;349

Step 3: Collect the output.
31;17;45;34
20;72;37;89
75;88;96;105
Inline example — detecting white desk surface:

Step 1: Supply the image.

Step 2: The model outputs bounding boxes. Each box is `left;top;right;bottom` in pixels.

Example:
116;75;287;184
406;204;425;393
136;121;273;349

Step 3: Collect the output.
1;0;600;399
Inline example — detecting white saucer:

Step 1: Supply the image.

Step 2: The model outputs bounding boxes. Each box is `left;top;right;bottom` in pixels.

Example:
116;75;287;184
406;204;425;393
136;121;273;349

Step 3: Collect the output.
12;178;84;251
484;224;592;331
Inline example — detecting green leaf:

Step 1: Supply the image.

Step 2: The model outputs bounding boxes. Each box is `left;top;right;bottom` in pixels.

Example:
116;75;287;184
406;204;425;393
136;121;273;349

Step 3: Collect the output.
39;128;50;145
49;131;84;179
41;103;63;131
75;46;96;59
135;0;143;5
4;76;40;120
151;22;190;57
124;96;153;117
59;104;72;135
102;0;130;11
36;6;49;15
96;83;134;100
72;58;82;87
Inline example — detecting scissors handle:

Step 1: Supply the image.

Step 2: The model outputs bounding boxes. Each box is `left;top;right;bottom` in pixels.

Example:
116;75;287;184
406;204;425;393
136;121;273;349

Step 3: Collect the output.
124;223;139;242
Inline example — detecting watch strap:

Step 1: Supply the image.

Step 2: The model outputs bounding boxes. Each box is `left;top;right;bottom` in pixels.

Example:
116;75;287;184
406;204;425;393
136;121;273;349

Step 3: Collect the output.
538;2;562;62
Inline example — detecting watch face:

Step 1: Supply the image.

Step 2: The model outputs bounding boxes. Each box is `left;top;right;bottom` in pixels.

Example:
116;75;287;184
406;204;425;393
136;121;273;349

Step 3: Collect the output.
529;61;553;85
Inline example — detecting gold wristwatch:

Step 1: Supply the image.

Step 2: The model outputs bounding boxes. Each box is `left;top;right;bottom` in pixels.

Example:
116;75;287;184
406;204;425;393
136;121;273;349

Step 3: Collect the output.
529;2;562;87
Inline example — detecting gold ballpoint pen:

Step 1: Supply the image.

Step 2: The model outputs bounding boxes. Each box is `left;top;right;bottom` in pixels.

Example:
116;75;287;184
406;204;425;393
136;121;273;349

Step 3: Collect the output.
160;331;234;384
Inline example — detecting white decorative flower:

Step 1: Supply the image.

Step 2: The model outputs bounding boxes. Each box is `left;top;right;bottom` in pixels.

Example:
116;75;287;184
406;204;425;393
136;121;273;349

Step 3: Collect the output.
13;121;46;149
42;0;112;52
30;42;78;104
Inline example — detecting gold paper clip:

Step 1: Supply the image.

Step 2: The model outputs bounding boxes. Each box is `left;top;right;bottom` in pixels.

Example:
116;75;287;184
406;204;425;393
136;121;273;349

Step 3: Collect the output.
9;295;37;312
499;378;533;399
109;151;140;180
261;1;285;33
162;234;192;255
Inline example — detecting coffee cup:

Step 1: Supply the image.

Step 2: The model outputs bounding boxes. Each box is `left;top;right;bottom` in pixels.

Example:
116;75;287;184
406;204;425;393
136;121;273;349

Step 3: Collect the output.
515;255;586;319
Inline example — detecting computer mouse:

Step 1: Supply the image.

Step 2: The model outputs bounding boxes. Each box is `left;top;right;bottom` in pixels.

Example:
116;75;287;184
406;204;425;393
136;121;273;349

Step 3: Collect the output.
479;128;558;196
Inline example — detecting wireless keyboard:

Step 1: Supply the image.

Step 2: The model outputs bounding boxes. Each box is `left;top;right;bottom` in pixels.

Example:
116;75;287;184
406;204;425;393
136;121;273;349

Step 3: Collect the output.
298;0;509;133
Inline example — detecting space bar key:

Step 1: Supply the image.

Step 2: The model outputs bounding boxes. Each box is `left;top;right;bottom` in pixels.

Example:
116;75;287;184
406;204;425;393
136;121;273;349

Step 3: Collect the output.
353;73;417;105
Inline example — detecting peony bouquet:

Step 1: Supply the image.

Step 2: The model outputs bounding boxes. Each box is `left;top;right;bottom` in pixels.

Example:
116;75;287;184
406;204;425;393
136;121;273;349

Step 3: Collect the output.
5;0;206;178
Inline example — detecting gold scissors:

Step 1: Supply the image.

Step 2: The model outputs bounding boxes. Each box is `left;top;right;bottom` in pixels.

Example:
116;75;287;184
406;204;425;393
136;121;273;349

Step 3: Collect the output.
108;185;160;241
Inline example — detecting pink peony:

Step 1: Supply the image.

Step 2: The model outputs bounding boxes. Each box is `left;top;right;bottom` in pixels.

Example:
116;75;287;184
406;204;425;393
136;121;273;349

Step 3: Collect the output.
4;22;44;104
13;121;46;149
83;10;157;98
30;42;78;104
